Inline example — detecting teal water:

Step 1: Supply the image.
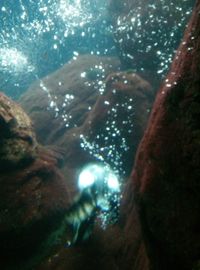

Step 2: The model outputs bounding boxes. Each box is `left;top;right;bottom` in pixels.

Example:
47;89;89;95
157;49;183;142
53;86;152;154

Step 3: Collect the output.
0;0;194;99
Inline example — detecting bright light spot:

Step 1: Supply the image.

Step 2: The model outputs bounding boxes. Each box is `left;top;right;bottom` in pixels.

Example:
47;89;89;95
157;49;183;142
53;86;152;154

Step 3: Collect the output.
53;44;58;49
78;163;120;191
107;173;119;191
80;72;86;78
78;169;95;189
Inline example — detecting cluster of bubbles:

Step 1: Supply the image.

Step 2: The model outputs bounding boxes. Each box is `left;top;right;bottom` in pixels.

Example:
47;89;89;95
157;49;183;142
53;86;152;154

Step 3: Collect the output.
0;0;110;98
0;0;194;98
80;95;135;176
114;0;194;75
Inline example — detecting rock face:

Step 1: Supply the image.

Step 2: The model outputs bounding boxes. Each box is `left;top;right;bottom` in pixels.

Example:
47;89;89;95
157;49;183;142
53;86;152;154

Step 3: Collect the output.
17;55;154;269
20;54;154;180
0;92;37;170
20;55;121;145
125;1;200;269
80;71;154;175
0;93;69;269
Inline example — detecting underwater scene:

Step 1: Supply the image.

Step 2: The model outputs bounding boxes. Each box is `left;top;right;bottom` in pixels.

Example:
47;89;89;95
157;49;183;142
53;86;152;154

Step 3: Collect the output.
0;0;200;269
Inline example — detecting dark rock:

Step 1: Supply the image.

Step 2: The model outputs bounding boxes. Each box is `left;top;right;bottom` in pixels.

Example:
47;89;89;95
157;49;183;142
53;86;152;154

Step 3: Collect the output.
37;70;154;187
17;66;153;269
0;92;37;170
0;92;70;269
20;55;153;187
126;1;200;269
80;71;154;176
20;54;121;145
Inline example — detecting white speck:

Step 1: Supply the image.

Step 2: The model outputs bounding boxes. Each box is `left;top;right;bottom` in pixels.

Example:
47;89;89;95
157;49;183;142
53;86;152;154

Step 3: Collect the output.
50;101;55;108
81;72;86;78
104;101;110;105
53;44;58;49
127;53;134;59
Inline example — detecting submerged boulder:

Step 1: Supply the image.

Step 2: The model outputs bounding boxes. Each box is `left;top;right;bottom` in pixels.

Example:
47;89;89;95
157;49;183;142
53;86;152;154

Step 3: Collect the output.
17;59;153;269
0;92;37;170
80;71;154;175
20;54;154;185
0;92;69;269
125;1;200;269
20;54;121;145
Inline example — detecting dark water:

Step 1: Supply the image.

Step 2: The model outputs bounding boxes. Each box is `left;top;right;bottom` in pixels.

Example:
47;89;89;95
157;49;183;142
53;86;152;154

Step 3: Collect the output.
0;0;194;99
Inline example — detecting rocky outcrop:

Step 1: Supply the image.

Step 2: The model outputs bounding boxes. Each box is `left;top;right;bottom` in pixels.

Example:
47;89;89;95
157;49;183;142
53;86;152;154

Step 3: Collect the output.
125;1;200;269
20;54;154;181
17;56;154;269
0;93;69;269
34;70;153;269
20;55;121;145
0;92;37;170
80;71;154;175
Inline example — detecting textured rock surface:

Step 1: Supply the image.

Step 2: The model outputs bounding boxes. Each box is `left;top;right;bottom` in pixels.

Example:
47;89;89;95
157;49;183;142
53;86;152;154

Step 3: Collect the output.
80;71;154;175
20;54;121;145
0;92;37;170
34;71;153;270
1;1;200;269
0;92;69;269
20;55;154;189
127;1;200;269
18;62;153;269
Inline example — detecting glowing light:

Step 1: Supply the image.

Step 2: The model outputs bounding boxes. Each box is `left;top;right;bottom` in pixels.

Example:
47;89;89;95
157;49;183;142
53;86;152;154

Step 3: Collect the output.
107;172;120;191
78;163;119;191
78;168;95;189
